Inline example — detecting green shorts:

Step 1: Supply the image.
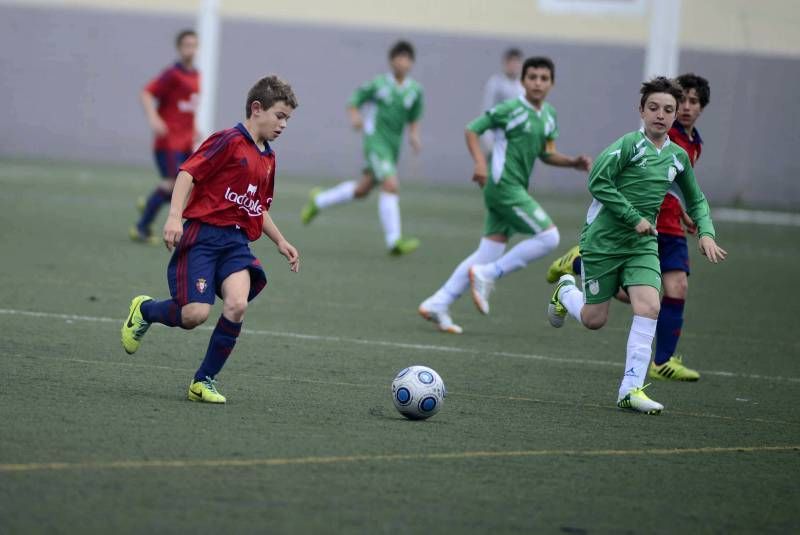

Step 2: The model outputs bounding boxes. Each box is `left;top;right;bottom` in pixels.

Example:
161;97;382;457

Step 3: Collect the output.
580;251;661;304
363;138;399;181
483;195;553;237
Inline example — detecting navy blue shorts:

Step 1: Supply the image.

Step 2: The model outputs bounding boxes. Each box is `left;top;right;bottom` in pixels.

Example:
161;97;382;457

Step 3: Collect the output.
154;150;191;179
658;234;690;275
167;220;267;306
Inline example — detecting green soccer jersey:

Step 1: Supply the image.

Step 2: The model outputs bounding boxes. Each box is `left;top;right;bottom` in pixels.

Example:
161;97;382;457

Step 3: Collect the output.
467;96;559;203
349;73;424;156
581;129;715;256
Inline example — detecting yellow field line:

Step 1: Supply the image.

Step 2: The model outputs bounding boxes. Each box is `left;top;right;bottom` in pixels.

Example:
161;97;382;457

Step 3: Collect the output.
2;445;797;473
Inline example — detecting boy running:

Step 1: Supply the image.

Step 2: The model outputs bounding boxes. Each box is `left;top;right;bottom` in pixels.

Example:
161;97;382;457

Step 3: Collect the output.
300;40;423;255
131;29;200;244
546;73;711;381
547;77;726;414
418;57;591;333
121;76;300;404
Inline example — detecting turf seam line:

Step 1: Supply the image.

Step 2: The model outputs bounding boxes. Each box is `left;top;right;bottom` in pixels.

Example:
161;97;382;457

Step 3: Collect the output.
13;353;800;427
2;445;798;473
2;307;799;384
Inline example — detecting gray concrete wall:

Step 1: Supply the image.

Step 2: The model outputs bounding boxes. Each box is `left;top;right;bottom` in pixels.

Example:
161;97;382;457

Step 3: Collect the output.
1;4;798;208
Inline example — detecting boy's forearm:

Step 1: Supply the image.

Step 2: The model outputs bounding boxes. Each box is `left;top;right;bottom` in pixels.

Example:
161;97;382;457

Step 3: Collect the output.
541;151;577;168
140;91;159;122
261;212;287;245
465;130;486;167
167;171;194;219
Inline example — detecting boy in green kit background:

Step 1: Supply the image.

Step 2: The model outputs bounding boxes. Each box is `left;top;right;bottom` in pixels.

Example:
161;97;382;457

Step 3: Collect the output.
419;56;591;334
301;40;423;256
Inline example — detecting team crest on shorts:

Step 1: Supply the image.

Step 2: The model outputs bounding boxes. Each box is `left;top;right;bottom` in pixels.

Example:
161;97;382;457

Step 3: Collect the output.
587;279;600;296
196;278;208;294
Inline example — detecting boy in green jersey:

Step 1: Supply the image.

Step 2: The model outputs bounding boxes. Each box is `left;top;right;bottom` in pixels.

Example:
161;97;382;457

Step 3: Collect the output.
301;40;423;255
547;77;727;414
419;57;592;333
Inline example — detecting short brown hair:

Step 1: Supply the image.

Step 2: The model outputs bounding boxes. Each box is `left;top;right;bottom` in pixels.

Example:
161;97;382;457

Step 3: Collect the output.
175;29;196;47
640;76;683;109
245;75;298;118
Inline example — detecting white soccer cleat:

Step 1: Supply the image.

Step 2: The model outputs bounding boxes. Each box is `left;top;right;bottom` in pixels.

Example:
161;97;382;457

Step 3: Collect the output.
617;384;664;415
468;265;495;315
418;298;463;334
548;274;576;328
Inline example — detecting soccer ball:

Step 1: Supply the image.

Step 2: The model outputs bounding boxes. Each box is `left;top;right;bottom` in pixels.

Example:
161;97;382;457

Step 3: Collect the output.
391;365;446;420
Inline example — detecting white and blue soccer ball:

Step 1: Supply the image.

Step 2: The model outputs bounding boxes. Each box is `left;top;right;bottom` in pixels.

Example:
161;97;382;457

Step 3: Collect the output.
391;365;446;420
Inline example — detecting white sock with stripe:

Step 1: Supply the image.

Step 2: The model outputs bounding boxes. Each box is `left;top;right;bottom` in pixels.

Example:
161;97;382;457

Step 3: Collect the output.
430;238;507;306
618;315;657;400
558;284;585;324
315;180;356;209
482;227;560;279
378;191;401;248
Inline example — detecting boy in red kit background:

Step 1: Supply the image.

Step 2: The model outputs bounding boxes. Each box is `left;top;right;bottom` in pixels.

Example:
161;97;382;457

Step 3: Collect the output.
131;29;201;244
121;75;300;404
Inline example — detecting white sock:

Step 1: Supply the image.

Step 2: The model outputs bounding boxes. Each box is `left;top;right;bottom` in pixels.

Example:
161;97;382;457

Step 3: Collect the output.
558;284;585;324
430;238;506;306
484;227;560;279
315;180;356;209
378;191;401;248
618;315;657;400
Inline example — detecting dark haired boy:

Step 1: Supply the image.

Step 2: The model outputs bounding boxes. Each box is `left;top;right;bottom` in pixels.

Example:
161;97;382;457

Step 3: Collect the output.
131;29;200;244
547;77;726;414
121;75;300;404
418;57;591;333
301;40;423;255
546;73;712;382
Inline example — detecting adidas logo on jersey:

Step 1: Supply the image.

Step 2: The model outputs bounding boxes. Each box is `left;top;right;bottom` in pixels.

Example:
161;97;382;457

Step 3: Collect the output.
224;186;267;217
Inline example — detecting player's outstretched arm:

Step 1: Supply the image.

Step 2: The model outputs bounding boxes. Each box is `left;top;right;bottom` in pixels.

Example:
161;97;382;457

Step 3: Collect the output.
262;213;300;273
163;171;194;252
408;122;422;154
540;142;592;171
699;236;727;264
348;106;363;131
465;129;488;187
140;89;167;137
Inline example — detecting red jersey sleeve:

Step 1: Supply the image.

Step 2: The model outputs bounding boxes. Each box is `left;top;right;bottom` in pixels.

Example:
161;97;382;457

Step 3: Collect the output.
179;130;236;183
145;68;173;100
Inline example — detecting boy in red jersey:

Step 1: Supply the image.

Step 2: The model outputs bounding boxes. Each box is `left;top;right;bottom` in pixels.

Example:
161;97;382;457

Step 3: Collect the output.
546;73;711;381
121;76;300;404
647;73;710;380
131;29;200;244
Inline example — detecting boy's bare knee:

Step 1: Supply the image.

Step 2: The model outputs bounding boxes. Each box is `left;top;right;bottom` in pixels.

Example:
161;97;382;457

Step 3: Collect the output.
223;299;248;322
381;179;398;194
663;272;688;299
181;304;210;329
583;316;607;330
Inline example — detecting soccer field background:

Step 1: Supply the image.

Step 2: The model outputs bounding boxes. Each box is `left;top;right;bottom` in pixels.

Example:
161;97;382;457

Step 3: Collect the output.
1;159;798;533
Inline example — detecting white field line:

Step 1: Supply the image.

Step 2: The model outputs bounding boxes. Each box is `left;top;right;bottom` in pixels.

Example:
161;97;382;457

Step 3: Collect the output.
1;308;799;384
713;208;800;227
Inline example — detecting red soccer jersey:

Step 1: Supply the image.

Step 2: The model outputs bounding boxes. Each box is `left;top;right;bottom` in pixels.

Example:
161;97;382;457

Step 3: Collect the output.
656;122;704;236
145;63;200;152
180;124;275;241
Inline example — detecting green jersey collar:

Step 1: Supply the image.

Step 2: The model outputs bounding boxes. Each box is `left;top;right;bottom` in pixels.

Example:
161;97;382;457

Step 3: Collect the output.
518;95;545;115
638;127;671;153
386;72;412;89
